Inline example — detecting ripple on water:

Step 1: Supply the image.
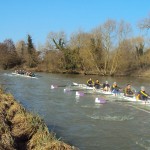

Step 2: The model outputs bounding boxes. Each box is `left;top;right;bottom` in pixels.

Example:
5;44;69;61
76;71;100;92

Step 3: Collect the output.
136;137;150;150
80;104;102;109
87;114;134;121
3;73;14;77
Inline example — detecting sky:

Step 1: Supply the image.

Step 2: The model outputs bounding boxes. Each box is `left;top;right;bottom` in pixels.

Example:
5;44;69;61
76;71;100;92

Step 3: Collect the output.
0;0;150;46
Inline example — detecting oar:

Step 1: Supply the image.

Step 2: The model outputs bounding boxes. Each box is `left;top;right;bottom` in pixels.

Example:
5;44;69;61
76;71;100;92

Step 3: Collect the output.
64;88;85;93
113;100;137;103
84;92;101;95
51;84;68;89
0;83;15;85
51;82;83;89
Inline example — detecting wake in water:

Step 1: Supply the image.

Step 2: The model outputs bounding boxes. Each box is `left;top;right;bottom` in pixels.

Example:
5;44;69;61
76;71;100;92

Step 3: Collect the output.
80;104;102;109
3;73;14;77
87;114;134;121
136;137;150;150
3;73;38;79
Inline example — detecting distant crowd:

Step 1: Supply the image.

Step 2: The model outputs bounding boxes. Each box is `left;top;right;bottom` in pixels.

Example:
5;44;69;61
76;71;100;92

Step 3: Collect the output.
86;78;150;101
14;70;35;77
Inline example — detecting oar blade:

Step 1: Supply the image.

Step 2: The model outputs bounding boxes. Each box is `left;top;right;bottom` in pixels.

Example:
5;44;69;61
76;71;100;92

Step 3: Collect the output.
76;91;85;97
51;85;58;89
95;97;106;104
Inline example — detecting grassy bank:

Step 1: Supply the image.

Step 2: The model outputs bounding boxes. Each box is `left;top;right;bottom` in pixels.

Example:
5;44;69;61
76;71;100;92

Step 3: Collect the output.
0;88;76;150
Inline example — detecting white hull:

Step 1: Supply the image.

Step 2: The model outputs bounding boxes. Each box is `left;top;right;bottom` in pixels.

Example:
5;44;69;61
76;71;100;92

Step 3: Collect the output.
72;82;94;90
12;72;38;79
73;82;150;105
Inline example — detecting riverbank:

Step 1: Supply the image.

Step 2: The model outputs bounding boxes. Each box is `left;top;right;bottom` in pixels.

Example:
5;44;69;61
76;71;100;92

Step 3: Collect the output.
35;67;150;77
0;88;75;150
10;65;150;77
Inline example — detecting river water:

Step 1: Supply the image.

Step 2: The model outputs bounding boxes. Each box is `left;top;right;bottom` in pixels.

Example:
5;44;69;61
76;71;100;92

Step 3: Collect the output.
1;71;150;150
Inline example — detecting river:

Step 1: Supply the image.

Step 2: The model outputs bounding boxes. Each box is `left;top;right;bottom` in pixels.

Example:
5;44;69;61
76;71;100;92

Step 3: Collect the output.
1;71;150;150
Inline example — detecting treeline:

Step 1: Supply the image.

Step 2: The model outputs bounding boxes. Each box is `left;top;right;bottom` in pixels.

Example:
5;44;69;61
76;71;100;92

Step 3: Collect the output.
38;17;150;75
0;16;150;76
0;35;40;69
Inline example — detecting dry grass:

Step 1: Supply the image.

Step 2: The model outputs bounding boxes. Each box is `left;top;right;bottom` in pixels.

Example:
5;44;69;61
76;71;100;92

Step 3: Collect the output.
0;112;15;150
0;93;14;112
11;112;37;140
27;130;53;149
0;92;14;102
27;130;75;150
0;88;4;94
7;101;25;120
44;140;76;150
0;133;15;150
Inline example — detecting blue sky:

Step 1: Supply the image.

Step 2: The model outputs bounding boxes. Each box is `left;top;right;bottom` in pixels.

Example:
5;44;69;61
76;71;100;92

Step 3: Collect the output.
0;0;150;46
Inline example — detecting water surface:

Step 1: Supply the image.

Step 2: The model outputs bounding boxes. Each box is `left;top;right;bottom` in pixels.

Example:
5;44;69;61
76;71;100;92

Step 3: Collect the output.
1;71;150;150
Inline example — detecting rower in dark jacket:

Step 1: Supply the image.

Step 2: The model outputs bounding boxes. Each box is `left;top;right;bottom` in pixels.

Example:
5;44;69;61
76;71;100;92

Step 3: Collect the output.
137;86;149;100
87;78;94;87
103;81;110;91
94;79;101;89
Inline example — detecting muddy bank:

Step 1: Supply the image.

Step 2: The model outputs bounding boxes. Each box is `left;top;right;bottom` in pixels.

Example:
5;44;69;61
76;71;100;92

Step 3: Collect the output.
0;88;76;150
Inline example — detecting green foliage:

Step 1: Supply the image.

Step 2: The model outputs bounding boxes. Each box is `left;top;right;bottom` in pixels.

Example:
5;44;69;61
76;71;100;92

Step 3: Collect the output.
64;48;82;70
27;35;39;68
27;34;34;54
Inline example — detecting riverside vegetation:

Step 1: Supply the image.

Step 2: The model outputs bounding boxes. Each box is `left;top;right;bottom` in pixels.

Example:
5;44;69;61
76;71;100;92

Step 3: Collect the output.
0;88;75;150
0;16;150;76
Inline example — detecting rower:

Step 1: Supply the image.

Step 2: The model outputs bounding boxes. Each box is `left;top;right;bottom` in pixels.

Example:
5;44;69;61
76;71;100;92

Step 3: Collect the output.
94;79;101;89
111;82;121;95
124;84;134;97
87;78;94;87
137;86;150;101
103;81;110;91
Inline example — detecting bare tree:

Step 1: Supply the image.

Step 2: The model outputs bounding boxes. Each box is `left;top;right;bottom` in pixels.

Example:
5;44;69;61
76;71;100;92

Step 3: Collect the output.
46;31;66;50
100;19;117;75
69;31;102;74
138;14;150;30
109;20;132;75
16;40;27;64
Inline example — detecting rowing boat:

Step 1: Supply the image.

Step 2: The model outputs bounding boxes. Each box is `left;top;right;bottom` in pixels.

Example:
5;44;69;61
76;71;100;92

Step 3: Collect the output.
11;72;38;79
66;83;94;91
119;96;150;105
72;82;113;94
73;83;118;95
73;82;150;105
